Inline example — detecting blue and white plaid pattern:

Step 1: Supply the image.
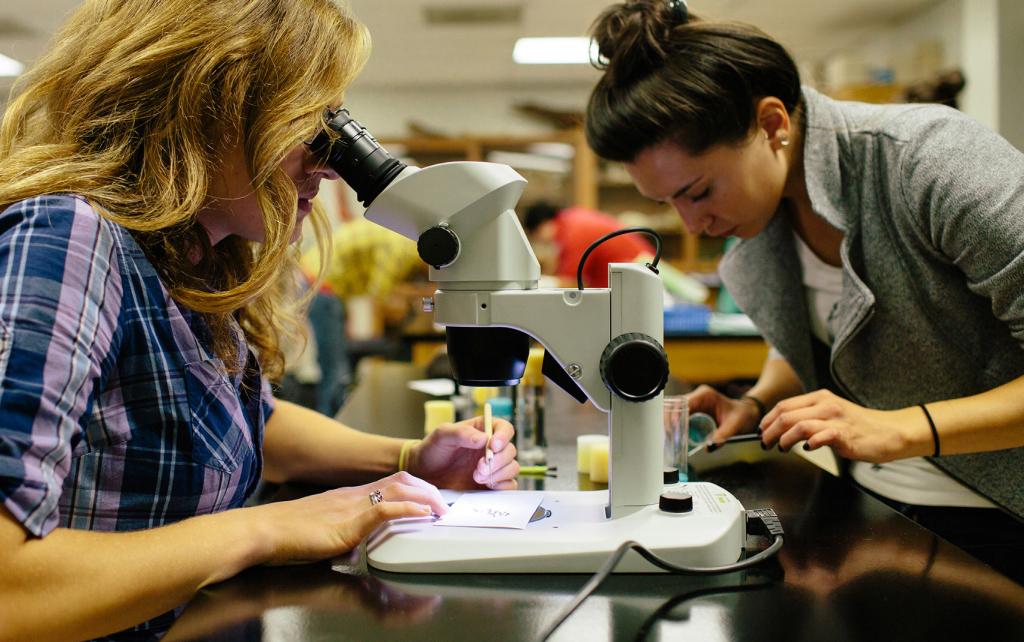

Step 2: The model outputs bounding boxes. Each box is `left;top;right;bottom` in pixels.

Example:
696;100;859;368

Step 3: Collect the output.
0;194;270;539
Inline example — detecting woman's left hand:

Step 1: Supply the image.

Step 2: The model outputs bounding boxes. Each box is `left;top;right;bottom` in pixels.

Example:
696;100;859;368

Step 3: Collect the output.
405;416;519;490
759;389;927;463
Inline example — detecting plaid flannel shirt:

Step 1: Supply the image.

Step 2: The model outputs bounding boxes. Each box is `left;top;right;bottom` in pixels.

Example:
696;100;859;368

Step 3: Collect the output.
0;194;270;540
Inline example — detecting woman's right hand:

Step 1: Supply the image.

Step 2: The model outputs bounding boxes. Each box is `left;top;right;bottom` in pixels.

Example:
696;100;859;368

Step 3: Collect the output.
686;384;762;447
248;471;448;566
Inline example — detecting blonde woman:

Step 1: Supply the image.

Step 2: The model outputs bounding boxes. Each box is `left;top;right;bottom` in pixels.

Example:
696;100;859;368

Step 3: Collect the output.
0;1;518;639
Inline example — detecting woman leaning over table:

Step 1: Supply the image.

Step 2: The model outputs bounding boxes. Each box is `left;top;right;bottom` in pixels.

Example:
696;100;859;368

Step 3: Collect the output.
585;0;1024;580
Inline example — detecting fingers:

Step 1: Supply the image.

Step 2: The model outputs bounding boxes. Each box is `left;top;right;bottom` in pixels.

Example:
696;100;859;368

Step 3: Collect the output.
705;397;759;446
707;416;744;445
348;501;435;545
804;426;841;451
486;478;519;491
686;384;721;414
379;478;448;516
760;390;835;430
761;398;844;450
437;417;515;452
475;453;520;487
475;438;517;480
772;419;833;452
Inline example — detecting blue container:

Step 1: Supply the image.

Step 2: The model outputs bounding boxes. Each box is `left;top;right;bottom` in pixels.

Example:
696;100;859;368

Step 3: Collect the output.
663;304;712;334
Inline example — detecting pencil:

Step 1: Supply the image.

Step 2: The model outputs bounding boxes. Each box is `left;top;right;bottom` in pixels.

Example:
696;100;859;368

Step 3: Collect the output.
484;402;494;474
518;465;556;475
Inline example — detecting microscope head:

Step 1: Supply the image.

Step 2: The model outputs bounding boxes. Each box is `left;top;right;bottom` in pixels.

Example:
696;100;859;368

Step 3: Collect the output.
308;108;539;386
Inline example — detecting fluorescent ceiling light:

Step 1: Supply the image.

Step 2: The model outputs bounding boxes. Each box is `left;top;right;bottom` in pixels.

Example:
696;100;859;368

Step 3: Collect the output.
0;53;25;77
513;37;597;65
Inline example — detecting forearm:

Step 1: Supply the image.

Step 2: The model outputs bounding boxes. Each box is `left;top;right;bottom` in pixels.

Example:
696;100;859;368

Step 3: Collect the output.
0;507;264;642
909;375;1024;457
262;399;404;485
745;356;805;412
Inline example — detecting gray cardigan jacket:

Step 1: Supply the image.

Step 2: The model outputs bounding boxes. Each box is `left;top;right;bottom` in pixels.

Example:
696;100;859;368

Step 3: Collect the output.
719;87;1024;518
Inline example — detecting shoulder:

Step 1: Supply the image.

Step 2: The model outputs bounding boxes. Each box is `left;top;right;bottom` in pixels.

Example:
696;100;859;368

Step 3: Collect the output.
0;194;129;291
1;194;123;243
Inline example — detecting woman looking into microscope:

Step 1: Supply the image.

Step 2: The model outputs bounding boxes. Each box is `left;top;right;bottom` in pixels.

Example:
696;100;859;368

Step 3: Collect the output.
0;1;518;639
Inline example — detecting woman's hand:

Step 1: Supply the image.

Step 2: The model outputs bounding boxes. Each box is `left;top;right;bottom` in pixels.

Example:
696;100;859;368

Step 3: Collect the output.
687;384;762;446
759;389;928;462
406;416;519;491
250;471;448;566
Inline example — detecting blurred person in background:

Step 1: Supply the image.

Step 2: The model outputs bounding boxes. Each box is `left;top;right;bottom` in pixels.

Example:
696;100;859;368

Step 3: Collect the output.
523;201;655;288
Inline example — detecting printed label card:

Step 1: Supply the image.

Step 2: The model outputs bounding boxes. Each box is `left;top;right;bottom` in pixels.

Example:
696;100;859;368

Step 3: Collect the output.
433;491;544;529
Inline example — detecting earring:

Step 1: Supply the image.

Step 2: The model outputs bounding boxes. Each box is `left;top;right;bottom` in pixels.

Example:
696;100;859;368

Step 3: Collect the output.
780;134;790;147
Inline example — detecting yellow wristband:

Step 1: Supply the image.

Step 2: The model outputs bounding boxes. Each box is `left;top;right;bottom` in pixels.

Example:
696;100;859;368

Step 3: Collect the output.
398;439;420;472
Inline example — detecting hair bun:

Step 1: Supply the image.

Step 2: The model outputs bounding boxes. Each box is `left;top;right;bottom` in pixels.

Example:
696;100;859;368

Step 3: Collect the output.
590;1;689;84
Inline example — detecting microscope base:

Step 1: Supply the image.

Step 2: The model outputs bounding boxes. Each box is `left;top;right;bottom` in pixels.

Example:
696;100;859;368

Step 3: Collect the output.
365;483;745;573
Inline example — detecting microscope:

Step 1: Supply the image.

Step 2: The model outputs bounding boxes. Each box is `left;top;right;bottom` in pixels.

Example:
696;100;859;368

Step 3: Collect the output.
310;109;745;572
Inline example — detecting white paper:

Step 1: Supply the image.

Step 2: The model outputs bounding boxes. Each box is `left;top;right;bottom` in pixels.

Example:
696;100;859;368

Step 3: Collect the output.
433;492;543;529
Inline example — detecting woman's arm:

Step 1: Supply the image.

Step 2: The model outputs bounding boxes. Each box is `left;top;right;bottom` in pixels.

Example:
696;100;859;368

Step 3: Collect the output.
262;399;520;489
0;475;441;642
0;503;259;642
262;399;404;485
761;374;1024;462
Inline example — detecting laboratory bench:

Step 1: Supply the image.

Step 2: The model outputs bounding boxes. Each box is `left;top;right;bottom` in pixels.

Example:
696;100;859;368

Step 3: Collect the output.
165;390;1024;641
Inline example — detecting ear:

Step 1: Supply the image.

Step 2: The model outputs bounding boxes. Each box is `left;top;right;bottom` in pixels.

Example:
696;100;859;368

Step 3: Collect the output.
755;97;792;151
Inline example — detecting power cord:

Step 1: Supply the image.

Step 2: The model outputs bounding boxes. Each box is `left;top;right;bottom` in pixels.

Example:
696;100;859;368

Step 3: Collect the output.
576;227;663;290
538;508;785;641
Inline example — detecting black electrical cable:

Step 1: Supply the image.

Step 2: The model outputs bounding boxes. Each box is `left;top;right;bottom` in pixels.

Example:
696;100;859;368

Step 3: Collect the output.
537;511;784;641
576;227;663;291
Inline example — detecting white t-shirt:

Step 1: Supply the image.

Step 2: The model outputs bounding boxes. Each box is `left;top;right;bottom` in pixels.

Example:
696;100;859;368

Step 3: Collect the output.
777;234;995;508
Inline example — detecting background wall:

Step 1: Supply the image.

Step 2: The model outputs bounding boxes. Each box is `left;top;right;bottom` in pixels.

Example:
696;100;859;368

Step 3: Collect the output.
341;0;1023;150
1;0;1020;147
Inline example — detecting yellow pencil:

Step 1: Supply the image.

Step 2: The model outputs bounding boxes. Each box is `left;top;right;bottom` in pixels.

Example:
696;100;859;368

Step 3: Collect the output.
484;401;494;474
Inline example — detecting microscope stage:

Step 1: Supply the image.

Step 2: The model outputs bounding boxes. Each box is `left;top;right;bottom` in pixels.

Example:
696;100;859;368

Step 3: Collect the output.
365;482;745;573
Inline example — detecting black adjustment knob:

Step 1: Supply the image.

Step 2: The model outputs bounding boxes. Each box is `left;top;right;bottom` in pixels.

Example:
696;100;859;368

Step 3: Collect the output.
659;490;694;513
663;467;679;484
599;332;669;402
417;225;460;268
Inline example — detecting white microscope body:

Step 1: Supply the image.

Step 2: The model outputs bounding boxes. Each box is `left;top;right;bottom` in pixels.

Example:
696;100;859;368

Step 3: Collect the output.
361;162;744;573
310;109;744;573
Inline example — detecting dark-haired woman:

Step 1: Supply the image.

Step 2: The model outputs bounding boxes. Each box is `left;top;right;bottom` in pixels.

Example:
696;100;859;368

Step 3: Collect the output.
586;0;1024;579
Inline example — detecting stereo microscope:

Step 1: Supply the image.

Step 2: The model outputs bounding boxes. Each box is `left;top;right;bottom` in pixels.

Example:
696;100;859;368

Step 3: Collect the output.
309;109;745;572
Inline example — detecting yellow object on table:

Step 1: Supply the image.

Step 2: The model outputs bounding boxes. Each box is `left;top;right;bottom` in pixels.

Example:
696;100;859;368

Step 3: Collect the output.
471;387;497;415
576;434;609;475
423;400;455;434
588;441;610;483
523;347;545;386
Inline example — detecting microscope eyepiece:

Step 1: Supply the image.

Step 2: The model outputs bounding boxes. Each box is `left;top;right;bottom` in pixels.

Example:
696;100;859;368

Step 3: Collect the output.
307;108;407;207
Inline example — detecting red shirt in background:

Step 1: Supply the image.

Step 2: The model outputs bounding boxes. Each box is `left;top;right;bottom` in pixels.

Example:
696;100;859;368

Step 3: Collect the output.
553;206;656;288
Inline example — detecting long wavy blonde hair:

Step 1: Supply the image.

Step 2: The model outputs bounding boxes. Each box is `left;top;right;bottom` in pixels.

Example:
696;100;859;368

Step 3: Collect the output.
0;0;369;379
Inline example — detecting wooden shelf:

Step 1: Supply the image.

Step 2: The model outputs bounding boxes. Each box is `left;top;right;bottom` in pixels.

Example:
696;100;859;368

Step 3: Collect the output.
377;128;726;272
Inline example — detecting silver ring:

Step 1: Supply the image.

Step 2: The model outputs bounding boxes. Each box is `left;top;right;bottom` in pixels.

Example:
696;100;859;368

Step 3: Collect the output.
369;488;384;506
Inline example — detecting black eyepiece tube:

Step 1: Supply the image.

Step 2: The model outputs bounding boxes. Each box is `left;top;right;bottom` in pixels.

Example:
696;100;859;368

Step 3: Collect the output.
307;108;408;207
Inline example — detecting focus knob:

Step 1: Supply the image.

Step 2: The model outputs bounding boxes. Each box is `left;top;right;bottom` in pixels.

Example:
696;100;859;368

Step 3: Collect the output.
599;332;669;402
417;225;460;268
659;490;694;513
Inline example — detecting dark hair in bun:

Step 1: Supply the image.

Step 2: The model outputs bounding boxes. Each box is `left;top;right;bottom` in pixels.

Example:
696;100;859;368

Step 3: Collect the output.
586;0;802;162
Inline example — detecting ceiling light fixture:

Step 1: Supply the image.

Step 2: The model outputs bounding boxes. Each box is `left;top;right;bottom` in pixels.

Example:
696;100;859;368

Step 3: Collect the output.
0;53;25;77
512;37;597;65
